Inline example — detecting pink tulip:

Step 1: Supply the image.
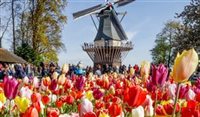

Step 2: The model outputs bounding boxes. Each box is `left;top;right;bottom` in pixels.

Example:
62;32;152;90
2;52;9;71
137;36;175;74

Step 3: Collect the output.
33;77;39;88
20;86;33;99
3;76;19;100
151;64;168;87
79;98;93;117
185;89;196;101
168;83;176;99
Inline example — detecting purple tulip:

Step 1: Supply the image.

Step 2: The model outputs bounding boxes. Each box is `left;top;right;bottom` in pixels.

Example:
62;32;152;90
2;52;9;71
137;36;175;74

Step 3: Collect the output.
195;78;200;89
151;64;168;87
93;88;104;100
49;79;57;91
3;76;19;100
75;76;85;91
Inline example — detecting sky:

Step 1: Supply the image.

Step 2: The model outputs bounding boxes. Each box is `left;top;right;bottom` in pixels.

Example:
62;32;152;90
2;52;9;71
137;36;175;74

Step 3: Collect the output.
1;0;190;66
58;0;190;66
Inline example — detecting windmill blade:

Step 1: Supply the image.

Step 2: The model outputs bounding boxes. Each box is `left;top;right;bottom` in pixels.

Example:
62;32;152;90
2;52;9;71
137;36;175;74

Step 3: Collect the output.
115;0;135;7
73;4;108;20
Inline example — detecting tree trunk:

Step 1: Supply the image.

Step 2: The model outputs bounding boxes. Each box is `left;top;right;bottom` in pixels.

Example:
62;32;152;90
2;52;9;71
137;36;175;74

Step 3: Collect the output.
11;0;16;53
0;37;2;48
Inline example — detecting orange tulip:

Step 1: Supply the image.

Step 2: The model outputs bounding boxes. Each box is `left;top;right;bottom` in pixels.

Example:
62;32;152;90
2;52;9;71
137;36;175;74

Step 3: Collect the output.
172;48;198;83
42;77;51;87
123;85;147;108
108;102;122;117
23;106;39;117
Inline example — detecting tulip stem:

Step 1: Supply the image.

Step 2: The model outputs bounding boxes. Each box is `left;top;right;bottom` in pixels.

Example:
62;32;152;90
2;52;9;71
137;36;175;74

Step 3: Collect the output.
9;100;11;116
172;83;181;117
153;88;158;117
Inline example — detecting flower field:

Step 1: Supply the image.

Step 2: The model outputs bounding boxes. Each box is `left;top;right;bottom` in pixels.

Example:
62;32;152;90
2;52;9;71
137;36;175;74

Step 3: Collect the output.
0;48;199;117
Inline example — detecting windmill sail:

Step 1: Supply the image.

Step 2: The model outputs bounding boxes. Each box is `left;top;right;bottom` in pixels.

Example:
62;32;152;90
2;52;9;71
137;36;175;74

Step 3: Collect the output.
73;4;107;19
116;0;135;7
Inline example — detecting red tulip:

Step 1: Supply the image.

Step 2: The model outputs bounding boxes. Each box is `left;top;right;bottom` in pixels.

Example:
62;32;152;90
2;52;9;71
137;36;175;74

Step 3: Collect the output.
23;106;39;117
123;85;147;108
83;112;97;117
65;95;74;105
108;102;122;117
32;101;41;113
49;79;57;91
42;95;50;105
47;107;60;117
3;76;19;100
181;100;200;117
95;100;105;109
55;99;63;108
31;93;41;103
155;105;166;116
151;64;168;87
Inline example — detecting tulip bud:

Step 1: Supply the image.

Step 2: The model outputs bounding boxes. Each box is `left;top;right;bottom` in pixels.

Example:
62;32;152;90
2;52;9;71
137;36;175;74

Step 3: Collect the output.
61;64;69;74
140;61;150;81
173;48;198;83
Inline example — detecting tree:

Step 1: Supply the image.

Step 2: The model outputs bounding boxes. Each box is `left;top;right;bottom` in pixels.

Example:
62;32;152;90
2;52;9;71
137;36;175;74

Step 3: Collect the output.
0;0;11;48
16;0;67;63
176;0;200;55
11;0;16;52
15;43;36;63
151;21;181;67
151;35;170;65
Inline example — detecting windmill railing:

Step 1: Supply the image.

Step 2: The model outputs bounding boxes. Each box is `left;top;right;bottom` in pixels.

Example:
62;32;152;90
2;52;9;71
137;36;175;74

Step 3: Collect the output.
82;41;133;50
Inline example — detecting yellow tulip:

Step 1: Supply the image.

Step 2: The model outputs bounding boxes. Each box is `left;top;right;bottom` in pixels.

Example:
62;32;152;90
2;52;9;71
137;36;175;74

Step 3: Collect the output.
58;74;66;85
61;64;69;74
173;48;198;83
85;91;94;101
129;67;135;76
99;112;110;117
140;61;150;80
52;72;59;80
0;93;6;104
14;96;30;113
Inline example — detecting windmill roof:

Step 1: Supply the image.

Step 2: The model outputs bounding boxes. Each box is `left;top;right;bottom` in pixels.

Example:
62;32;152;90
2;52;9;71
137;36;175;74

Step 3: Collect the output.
94;9;128;41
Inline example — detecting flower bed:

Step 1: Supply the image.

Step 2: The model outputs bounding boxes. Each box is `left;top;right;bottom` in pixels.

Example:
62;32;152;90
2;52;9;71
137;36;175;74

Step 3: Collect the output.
0;48;199;117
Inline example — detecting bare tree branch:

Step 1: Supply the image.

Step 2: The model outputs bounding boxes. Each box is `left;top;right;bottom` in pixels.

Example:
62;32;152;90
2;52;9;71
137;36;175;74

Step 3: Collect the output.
0;2;11;7
0;16;11;48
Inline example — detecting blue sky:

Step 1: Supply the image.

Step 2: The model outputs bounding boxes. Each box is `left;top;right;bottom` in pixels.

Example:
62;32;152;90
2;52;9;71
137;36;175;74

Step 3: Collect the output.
58;0;190;66
1;0;190;66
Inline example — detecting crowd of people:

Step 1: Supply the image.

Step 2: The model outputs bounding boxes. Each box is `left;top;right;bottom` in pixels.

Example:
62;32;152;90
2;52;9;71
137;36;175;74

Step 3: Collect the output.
0;61;139;80
0;60;199;81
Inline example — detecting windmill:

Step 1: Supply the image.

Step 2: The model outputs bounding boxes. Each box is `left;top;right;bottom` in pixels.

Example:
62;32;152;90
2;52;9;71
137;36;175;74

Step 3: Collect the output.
73;0;135;67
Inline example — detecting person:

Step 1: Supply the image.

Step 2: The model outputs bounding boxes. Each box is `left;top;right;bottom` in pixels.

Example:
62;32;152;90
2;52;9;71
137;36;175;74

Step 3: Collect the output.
2;63;13;77
0;63;3;80
48;62;58;79
41;62;48;77
95;64;102;76
14;64;26;79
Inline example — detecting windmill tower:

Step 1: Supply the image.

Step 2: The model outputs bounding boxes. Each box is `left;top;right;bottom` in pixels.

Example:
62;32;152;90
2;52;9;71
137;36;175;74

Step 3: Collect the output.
73;0;134;67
